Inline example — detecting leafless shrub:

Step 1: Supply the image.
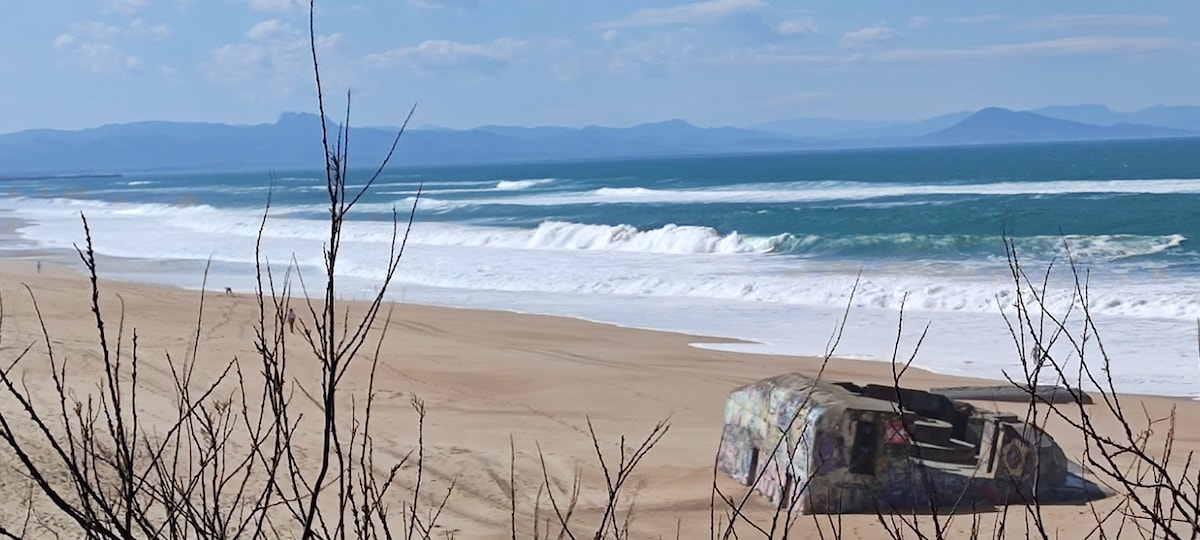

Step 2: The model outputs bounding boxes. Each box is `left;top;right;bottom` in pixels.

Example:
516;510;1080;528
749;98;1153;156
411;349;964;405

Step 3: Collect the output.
997;239;1199;539
512;418;668;540
0;1;445;537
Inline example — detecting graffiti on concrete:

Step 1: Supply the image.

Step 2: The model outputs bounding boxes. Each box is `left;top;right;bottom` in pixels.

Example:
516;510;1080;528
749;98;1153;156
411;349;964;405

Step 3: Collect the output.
717;373;1106;514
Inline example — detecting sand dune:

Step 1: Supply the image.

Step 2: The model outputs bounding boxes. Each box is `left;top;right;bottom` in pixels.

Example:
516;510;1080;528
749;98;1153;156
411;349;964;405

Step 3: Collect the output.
0;258;1195;538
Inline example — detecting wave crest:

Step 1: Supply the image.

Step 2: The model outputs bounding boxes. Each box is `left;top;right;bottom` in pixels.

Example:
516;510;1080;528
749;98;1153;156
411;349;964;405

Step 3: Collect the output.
525;221;763;254
496;178;555;190
767;232;1187;262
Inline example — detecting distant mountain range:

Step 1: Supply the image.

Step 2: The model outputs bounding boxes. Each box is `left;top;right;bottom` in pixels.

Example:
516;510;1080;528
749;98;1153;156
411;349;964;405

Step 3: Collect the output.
1;105;1198;175
748;104;1200;139
919;107;1193;145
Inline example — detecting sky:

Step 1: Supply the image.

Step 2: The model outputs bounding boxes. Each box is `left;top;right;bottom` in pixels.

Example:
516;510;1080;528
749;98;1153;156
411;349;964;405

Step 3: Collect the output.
1;0;1197;134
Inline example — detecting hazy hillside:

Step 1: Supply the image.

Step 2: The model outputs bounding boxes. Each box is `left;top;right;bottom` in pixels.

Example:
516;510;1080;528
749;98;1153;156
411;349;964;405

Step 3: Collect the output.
1033;104;1200;131
2;106;1198;175
748;117;896;138
920;108;1191;145
752;111;973;139
0;114;807;175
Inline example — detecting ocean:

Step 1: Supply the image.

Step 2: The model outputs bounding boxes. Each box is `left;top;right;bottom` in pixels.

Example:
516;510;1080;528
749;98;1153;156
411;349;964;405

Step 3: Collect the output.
3;138;1199;398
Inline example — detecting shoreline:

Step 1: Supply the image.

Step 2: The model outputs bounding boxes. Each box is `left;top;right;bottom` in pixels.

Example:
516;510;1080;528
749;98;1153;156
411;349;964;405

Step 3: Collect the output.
0;246;1022;390
4;245;1195;401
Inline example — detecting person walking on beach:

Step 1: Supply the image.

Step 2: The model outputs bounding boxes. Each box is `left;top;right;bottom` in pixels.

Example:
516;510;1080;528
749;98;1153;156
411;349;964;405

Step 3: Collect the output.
286;307;296;333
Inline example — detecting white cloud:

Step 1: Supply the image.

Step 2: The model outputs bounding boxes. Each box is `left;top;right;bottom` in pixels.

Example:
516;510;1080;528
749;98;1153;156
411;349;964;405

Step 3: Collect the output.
839;25;899;49
716;49;843;66
202;40;302;94
602;0;768;28
410;0;479;10
65;19;170;40
950;14;1009;25
603;34;697;77
715;34;1172;67
908;16;930;29
543;38;580;81
598;0;811;68
76;43;144;73
202;21;341;98
363;38;526;75
53;34;77;49
1024;14;1170;30
872;36;1174;62
111;0;152;14
54;19;168;74
67;21;124;40
247;19;289;40
129;19;171;38
246;0;304;13
315;33;343;50
776;18;817;36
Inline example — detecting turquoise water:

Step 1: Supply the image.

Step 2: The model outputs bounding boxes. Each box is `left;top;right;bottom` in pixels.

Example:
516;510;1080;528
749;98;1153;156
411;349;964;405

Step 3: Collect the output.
3;138;1199;396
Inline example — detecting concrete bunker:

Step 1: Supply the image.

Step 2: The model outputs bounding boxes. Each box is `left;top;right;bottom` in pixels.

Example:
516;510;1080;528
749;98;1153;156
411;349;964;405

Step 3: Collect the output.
717;373;1107;513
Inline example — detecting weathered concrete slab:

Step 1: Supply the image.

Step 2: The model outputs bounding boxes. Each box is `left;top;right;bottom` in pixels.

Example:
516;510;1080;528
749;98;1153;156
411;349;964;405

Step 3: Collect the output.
930;385;1093;405
719;374;1106;514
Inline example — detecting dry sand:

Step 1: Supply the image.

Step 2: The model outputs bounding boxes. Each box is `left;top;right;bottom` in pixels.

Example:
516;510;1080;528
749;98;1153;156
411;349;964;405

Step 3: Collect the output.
0;257;1196;538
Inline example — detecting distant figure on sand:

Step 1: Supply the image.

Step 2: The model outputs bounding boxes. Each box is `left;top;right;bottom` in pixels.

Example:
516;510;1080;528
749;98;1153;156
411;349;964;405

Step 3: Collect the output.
286;308;296;333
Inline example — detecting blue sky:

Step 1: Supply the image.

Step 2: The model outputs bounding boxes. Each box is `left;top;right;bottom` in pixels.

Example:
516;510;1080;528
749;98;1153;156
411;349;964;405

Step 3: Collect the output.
1;0;1196;134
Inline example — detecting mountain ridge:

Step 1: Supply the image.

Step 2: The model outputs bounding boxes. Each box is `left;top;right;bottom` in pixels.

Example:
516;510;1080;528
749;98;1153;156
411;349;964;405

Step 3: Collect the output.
920;107;1190;144
2;107;1198;174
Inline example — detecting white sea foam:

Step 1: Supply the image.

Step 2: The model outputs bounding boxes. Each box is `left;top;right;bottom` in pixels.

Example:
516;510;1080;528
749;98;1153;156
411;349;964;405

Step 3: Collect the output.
779;232;1188;262
496;178;555;190
376;178;556;198
275;178;1200;217
5;197;1196;318
400;178;1200;208
4;194;1198;397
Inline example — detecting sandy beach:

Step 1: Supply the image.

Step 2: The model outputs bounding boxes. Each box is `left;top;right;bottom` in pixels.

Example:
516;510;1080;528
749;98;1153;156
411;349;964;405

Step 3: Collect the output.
0;257;1196;538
